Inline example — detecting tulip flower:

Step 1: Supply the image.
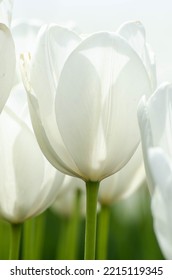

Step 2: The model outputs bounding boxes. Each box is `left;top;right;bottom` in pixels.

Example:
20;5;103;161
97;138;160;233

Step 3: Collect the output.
0;84;65;259
138;83;172;259
21;21;153;259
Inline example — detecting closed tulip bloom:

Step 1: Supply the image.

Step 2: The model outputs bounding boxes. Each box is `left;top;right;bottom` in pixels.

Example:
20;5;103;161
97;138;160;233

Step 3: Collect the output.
138;83;172;259
21;21;153;182
0;85;64;224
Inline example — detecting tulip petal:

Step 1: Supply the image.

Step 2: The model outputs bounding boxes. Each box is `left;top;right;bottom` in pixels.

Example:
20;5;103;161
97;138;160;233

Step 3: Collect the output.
29;169;65;218
12;118;45;221
149;148;172;259
148;148;172;201
30;24;81;118
117;21;156;89
147;83;172;155
0;107;43;223
152;189;172;259
99;144;145;204
56;32;152;181
13;126;64;220
0;106;64;223
21;26;83;177
137;96;155;193
0;23;15;112
27;91;82;178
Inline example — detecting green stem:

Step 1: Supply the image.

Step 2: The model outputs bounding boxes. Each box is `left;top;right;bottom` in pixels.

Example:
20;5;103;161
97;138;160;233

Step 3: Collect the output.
97;204;110;259
9;223;22;260
84;181;99;260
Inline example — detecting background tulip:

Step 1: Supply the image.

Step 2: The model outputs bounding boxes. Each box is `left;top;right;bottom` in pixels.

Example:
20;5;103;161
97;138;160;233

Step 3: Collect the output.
0;85;65;259
98;145;145;205
52;176;86;218
0;89;64;224
138;83;172;259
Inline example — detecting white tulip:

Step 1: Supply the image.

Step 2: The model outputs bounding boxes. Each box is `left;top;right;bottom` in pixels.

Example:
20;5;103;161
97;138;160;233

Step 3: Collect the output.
0;85;65;224
21;21;153;182
138;83;172;259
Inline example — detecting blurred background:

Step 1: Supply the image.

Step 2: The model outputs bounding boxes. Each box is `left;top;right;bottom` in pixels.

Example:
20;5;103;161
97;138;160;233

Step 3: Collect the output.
12;0;172;85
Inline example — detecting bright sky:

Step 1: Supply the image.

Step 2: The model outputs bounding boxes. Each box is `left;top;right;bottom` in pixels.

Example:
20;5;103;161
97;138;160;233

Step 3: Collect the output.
13;0;172;84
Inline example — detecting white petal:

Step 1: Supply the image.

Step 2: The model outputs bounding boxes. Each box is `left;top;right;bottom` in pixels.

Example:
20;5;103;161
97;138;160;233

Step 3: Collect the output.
148;148;172;200
152;189;172;259
138;96;154;193
30;24;81;120
12;119;45;221
149;148;172;259
6;83;27;117
99;144;145;204
0;23;15;112
0;107;44;223
21;25;83;177
0;107;64;223
147;83;172;157
27;92;82;178
51;176;86;217
117;21;156;90
21;26;83;175
56;32;152;181
25;164;65;219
